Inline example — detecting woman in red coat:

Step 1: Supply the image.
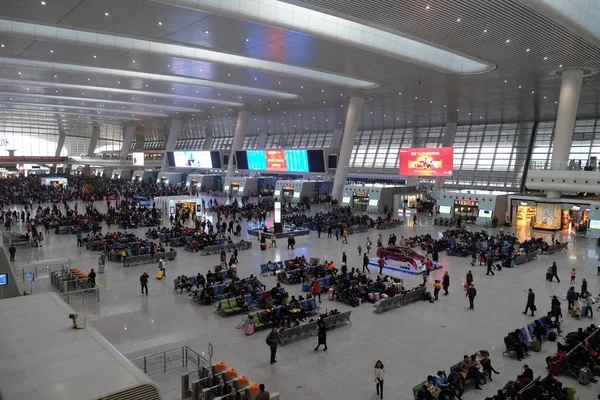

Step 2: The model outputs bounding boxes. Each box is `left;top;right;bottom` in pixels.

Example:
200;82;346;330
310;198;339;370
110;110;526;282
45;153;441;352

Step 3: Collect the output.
312;279;322;303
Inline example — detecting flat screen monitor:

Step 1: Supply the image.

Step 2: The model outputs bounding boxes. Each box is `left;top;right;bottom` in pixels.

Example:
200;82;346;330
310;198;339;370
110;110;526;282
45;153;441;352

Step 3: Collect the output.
210;151;222;168
399;147;453;176
173;151;213;168
328;154;338;169
235;149;323;173
274;190;281;196
0;273;7;286
590;220;600;230
342;196;351;204
439;205;451;214
307;150;326;172
132;152;144;166
478;209;493;218
368;199;379;207
247;150;267;170
293;192;301;198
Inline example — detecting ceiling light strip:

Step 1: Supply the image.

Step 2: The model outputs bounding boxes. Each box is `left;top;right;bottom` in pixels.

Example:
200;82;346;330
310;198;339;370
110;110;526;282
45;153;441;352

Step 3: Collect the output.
0;101;169;117
148;0;495;75
0;109;140;121
0;19;378;89
0;57;298;99
0;92;200;112
0;79;244;107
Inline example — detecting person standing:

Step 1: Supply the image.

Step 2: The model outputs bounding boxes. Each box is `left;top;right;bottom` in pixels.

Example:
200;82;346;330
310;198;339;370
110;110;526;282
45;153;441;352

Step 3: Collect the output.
466;284;477;310
314;316;327;351
266;327;279;364
362;253;371;274
485;255;495;276
433;280;441;300
312;278;322;303
366;238;372;254
550;262;560;282
523;288;536;316
581;278;588;295
256;384;270;400
342;252;347;265
374;360;385;399
413;213;417;226
442;271;450;295
140;272;149;295
87;268;96;287
466;270;473;287
342;229;348;244
377;255;386;275
570;268;576;283
357;244;362;256
76;231;83;247
8;244;16;262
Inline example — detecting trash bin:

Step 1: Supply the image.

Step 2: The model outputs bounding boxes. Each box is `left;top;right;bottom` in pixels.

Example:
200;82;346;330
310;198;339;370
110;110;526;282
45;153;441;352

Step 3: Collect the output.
98;261;105;274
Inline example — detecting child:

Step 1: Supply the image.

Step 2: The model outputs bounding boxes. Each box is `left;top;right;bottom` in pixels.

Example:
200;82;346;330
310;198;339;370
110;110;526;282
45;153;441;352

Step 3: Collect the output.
570;268;576;283
433;280;441;300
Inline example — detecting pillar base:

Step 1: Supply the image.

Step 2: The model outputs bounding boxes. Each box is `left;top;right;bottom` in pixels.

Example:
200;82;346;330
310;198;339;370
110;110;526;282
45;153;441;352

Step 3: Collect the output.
546;190;561;199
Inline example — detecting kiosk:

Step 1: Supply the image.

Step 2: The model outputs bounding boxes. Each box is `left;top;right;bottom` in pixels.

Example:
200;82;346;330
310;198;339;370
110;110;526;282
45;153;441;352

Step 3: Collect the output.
223;177;277;197
41;176;68;187
340;184;408;213
111;170;132;180
154;196;204;220
132;171;157;183
434;190;510;226
186;174;224;193
274;180;333;204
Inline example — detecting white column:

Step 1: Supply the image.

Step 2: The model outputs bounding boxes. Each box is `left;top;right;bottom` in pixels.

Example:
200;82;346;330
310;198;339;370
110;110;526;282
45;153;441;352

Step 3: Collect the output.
330;128;343;148
54;127;66;157
227;111;250;178
434;122;458;191
332;96;365;201
256;132;268;149
120;125;135;159
162;119;182;171
547;68;584;198
203;132;214;150
87;125;101;156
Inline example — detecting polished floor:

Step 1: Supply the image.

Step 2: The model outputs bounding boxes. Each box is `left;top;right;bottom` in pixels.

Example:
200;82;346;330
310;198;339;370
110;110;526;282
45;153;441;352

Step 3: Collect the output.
9;199;600;400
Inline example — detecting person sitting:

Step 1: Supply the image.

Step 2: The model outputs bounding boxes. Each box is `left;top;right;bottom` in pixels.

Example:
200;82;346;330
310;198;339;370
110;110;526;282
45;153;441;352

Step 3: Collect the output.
521;364;533;381
424;375;440;398
504;333;524;361
417;385;434;400
237;295;249;312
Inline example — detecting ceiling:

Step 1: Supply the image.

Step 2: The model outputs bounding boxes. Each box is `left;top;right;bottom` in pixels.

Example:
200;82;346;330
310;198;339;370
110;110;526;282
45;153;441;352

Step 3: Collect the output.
0;0;598;143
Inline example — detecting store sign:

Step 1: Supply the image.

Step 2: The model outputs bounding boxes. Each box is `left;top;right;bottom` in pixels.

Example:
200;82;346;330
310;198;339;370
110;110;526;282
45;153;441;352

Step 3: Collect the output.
399;147;453;176
355;191;368;197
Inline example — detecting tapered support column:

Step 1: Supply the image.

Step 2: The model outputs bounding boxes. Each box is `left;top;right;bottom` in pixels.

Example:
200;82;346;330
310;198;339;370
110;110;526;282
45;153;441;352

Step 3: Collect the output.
226;111;250;178
332;97;364;201
434;122;457;190
120;125;135;160
547;68;584;198
162;120;182;171
87;125;101;156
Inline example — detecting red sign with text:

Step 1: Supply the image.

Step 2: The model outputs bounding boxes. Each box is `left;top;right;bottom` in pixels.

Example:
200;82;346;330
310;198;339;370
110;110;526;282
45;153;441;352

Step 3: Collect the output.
399;147;453;176
265;150;287;171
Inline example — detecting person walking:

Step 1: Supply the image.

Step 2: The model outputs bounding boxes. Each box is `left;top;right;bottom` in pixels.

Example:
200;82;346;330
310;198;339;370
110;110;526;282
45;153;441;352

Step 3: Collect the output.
366;238;372;254
466;284;477;310
256;384;270;400
570;268;576;283
581;278;588;295
374;360;385;399
158;258;166;278
550;261;560;282
433;280;441;300
523;288;536;316
362;253;371;274
485;255;495;276
342;252;347;265
140;272;149;295
87;269;96;287
342;229;348;244
314;315;327;351
266;327;279;364
442;271;450;295
377;255;386;275
413;213;417;226
76;231;83;247
466;270;473;287
8;244;16;262
312;278;322;303
357;244;362;256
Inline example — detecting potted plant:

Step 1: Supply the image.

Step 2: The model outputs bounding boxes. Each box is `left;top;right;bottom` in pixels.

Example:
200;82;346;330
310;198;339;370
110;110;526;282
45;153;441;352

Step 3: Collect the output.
491;216;499;228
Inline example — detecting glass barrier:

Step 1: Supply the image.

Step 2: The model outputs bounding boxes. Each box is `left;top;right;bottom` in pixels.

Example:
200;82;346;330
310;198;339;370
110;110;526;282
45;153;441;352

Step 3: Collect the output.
130;346;210;376
57;287;100;305
529;161;599;171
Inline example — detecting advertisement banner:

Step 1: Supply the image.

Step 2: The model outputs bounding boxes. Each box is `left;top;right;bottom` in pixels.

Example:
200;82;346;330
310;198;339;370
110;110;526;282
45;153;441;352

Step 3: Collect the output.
398;147;453;176
173;151;213;168
265;150;287;171
132;152;144;166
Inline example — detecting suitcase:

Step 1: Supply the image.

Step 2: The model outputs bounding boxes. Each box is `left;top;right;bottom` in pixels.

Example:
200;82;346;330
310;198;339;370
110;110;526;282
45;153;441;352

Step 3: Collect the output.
373;292;381;301
328;288;335;301
260;243;266;251
156;269;164;280
302;282;309;292
579;367;592;385
546;272;552;281
245;322;255;336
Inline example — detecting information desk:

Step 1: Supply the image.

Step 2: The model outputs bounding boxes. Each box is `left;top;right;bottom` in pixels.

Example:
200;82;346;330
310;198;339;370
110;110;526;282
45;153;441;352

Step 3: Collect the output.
368;258;443;275
247;227;310;239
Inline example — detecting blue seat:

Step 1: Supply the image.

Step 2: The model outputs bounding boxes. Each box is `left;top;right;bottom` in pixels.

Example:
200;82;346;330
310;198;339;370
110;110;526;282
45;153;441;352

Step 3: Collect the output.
308;298;319;311
189;276;197;286
527;323;536;336
518;327;531;345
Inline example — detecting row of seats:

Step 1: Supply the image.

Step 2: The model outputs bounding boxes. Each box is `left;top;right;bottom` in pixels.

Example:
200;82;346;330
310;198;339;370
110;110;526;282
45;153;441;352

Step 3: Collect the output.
546;241;569;254
279;311;352;345
373;287;426;313
503;317;558;357
200;241;252;256
247;298;320;329
190;278;255;300
260;260;291;276
377;221;403;230
123;250;177;267
514;251;539;266
71;268;88;279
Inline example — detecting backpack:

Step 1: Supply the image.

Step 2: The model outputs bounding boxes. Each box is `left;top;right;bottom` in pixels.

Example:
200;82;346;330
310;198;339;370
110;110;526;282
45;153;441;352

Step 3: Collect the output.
548;331;557;342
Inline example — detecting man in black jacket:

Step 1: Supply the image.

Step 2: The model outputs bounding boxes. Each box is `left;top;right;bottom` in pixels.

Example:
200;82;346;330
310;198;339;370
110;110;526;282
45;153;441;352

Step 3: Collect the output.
550;261;560;282
523;288;536;316
266;327;279;364
140;272;149;295
466;284;477;310
8;244;15;262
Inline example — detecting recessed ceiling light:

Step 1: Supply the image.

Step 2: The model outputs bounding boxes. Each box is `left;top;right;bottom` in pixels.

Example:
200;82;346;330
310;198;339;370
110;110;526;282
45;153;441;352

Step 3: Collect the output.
555;101;558;104
483;29;487;33
117;81;120;84
93;55;97;58
50;49;54;53
245;39;249;42
430;100;433;103
456;108;459;111
518;85;522;88
132;60;135;63
0;44;4;48
506;39;510;43
204;30;209;34
104;12;109;16
456;18;461;22
559;64;563;68
526;48;530;52
531;90;535;94
425;5;430;10
544;96;547;99
504;79;507;83
41;1;46;5
17;72;21;75
415;96;418;99
158;22;162;25
444;105;446;107
398;92;402;95
543;56;548;60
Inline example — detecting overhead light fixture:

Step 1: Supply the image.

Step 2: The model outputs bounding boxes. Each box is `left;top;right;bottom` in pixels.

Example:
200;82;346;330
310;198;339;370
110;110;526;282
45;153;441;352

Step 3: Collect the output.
543;56;548;60
93;55;97;58
204;30;209;34
526;48;530;52
0;44;4;48
559;64;563;68
158;22;162;26
41;1;46;4
506;39;510;43
456;18;461;22
531;90;535;93
104;12;109;16
518;85;522;88
50;50;54;53
483;29;487;33
504;79;507;83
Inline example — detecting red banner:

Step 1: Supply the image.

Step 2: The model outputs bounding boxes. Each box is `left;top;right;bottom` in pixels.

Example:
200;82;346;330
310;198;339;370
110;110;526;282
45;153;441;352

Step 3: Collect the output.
399;147;453;176
265;150;287;171
0;156;68;163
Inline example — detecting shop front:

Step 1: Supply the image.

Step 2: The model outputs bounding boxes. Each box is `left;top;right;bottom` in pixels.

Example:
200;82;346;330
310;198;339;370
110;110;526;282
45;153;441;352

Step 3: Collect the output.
561;205;589;233
154;196;203;220
514;200;537;227
282;185;294;201
352;191;370;212
454;199;479;224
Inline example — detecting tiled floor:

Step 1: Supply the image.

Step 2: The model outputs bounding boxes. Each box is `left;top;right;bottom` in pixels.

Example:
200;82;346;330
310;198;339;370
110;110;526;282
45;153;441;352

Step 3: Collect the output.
9;198;600;400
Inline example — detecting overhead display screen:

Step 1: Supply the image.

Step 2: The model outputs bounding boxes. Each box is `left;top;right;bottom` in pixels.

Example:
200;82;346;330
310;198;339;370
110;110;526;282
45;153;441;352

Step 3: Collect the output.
399;147;453;176
132;152;144;166
236;149;321;172
173;151;213;168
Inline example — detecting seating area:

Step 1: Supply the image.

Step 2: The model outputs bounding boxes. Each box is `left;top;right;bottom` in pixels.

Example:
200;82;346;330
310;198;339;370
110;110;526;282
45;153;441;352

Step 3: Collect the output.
278;310;352;345
122;250;177;267
514;251;540;266
502;316;560;359
199;241;252;256
547;325;600;381
546;241;569;254
245;297;321;330
373;287;426;313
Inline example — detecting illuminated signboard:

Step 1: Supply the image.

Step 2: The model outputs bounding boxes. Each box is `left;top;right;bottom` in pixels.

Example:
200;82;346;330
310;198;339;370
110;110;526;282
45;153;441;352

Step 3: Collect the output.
399;147;453;176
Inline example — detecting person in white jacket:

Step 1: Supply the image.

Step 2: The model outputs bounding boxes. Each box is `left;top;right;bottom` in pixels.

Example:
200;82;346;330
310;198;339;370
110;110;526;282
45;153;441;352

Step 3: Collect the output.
374;360;385;399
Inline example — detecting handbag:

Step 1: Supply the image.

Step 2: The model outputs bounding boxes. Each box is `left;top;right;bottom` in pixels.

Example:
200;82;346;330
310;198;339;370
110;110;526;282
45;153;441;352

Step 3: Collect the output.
531;305;537;311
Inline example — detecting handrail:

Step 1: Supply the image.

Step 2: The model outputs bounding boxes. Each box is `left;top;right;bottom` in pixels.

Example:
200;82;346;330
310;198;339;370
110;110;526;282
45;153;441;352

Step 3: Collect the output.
130;345;210;376
57;286;100;305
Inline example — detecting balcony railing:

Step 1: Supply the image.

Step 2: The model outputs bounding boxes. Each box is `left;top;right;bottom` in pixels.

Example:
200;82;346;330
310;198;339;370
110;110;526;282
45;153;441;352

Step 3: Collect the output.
529;161;599;171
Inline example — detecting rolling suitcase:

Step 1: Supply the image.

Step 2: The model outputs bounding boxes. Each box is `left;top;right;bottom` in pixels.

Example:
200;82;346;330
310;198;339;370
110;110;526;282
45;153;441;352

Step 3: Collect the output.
328;287;335;301
546;272;553;281
245;322;255;336
373;292;380;301
302;282;309;292
156;269;164;280
578;367;592;385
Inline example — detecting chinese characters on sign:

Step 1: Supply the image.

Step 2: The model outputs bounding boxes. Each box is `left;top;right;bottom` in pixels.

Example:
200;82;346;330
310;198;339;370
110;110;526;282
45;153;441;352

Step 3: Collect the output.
398;147;453;176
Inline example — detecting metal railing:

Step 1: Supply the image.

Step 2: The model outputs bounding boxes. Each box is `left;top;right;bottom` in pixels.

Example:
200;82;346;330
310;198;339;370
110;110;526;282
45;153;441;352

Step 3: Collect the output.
130;346;210;376
529;160;599;171
57;286;100;305
13;258;71;281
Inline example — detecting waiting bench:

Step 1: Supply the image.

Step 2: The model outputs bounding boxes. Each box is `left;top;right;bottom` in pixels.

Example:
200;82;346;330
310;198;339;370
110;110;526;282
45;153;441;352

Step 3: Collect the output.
279;311;352;345
200;241;252;256
373;287;426;314
123;250;177;267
